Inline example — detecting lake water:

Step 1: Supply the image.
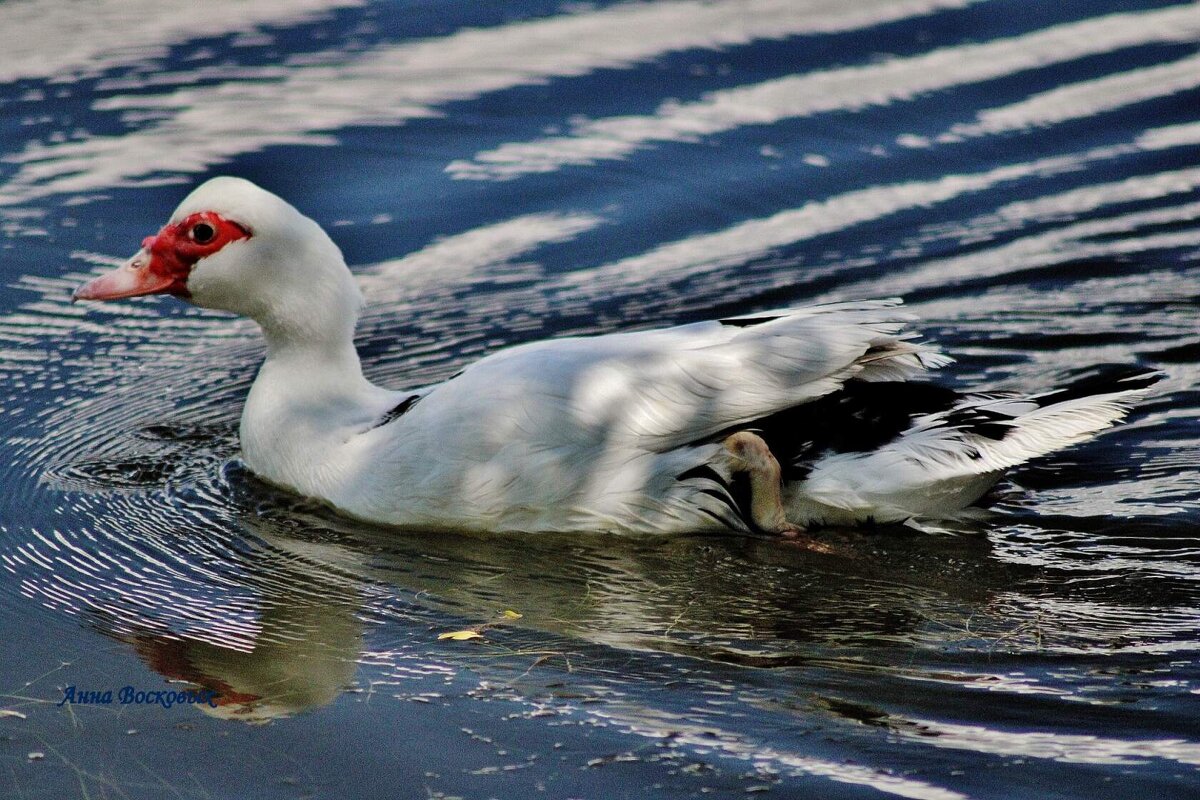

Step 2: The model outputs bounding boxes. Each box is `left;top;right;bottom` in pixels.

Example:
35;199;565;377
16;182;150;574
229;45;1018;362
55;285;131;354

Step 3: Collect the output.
2;1;1199;797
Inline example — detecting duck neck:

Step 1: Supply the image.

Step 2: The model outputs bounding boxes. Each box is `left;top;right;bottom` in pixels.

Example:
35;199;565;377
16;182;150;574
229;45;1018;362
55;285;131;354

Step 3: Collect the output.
256;310;379;405
240;311;388;496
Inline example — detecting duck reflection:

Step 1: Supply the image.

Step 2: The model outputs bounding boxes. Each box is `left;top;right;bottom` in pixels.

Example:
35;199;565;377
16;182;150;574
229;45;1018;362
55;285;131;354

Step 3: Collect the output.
111;531;366;723
125;613;360;723
84;469;1200;728
67;449;1147;726
82;481;1006;724
230;474;1007;663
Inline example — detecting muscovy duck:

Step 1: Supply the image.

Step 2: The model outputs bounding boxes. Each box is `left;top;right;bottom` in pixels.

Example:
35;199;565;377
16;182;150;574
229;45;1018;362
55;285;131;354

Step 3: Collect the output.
73;177;1158;536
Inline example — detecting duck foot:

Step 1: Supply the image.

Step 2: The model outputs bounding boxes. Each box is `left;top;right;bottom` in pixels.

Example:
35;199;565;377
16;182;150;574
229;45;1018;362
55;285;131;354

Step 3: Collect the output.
723;431;827;552
779;527;835;554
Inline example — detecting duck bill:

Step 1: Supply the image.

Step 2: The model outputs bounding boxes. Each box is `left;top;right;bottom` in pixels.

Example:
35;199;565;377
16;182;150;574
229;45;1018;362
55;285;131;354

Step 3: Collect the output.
72;250;181;302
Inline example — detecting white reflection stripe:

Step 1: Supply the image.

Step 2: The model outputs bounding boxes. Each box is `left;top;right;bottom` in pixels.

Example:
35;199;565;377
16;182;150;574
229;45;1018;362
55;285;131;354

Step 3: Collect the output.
947;51;1200;140
358;212;603;293
0;0;971;205
835;203;1200;301
0;0;363;83
448;3;1200;181
994;165;1200;224
591;703;969;800
903;717;1200;766
547;130;1200;301
551;157;1082;296
1138;121;1200;151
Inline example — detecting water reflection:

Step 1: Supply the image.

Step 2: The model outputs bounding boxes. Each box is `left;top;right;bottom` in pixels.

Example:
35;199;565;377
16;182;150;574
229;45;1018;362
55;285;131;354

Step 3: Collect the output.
227;472;1005;661
29;447;1197;724
448;4;1200;181
0;0;972;206
120;556;363;723
0;0;361;84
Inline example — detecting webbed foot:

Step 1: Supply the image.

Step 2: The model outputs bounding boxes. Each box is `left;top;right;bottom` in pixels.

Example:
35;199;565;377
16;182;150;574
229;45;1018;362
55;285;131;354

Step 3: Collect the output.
779;526;835;553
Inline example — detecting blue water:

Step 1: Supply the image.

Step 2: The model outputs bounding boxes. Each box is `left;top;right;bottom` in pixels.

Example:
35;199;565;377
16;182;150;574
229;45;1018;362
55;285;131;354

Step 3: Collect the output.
2;1;1200;797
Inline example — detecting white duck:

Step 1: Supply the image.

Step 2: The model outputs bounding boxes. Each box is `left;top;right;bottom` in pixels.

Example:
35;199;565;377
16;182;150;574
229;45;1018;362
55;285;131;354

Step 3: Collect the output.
74;177;1157;536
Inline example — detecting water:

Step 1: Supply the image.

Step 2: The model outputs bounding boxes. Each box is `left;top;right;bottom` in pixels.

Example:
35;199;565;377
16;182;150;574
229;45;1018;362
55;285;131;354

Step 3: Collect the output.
1;1;1199;797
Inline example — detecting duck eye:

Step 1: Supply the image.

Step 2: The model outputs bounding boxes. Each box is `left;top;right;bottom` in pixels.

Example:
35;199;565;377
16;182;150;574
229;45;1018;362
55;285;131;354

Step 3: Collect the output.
190;222;216;244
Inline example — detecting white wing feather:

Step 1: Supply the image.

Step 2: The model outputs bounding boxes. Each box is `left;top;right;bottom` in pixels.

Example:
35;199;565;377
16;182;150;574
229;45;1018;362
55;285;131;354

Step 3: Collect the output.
489;298;945;451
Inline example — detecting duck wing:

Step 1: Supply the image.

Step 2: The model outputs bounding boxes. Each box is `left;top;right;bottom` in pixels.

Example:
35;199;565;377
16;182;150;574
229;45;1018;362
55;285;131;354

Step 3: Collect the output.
418;298;948;455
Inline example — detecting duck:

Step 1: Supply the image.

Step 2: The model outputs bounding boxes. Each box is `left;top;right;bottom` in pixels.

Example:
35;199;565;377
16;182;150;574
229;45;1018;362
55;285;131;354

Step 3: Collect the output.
73;176;1159;537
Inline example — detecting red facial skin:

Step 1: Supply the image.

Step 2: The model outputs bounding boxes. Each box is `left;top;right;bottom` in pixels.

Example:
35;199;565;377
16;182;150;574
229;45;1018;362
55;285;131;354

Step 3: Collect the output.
73;212;251;302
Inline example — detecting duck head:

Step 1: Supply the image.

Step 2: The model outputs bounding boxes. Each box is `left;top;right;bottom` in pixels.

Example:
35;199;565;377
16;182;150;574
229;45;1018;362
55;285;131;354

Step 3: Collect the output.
74;177;364;348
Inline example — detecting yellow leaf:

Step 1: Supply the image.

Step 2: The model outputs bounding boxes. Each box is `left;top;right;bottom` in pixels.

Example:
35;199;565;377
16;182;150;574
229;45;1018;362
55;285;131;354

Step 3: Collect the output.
501;610;523;620
437;630;483;641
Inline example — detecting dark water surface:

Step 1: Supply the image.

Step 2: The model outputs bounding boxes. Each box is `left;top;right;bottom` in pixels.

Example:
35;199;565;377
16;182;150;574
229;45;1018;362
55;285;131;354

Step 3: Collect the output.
2;1;1200;797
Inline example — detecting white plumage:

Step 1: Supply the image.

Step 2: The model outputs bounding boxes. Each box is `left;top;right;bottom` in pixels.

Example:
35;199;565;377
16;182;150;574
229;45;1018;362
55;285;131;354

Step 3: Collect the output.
73;177;1157;535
